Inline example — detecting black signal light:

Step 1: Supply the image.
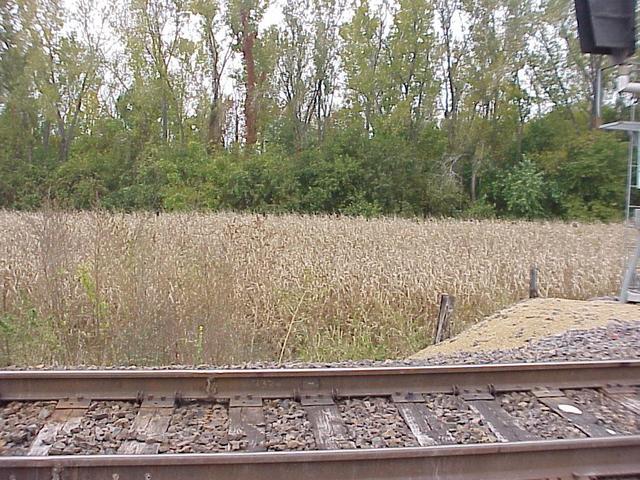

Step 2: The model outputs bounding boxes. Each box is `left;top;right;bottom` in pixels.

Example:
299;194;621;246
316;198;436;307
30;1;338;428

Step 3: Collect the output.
575;0;636;62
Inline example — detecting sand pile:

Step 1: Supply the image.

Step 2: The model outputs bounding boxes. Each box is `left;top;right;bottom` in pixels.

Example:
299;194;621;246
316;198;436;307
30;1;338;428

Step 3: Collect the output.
411;298;640;359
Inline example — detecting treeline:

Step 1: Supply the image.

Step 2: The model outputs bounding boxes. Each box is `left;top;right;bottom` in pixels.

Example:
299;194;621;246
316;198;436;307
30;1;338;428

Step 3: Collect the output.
0;0;630;219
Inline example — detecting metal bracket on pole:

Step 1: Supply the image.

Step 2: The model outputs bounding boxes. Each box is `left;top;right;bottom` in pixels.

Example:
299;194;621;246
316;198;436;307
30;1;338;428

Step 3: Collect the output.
617;64;640;95
600;93;640;303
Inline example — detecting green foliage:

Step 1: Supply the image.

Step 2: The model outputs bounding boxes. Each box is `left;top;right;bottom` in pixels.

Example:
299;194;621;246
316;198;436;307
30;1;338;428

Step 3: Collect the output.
341;193;383;218
474;108;628;221
559;132;626;220
0;103;630;221
77;263;109;323
501;157;546;219
464;198;497;219
0;0;631;222
0;306;62;366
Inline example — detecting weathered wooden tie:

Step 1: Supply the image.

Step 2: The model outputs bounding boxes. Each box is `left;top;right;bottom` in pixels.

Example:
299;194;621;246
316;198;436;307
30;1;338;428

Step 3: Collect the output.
534;394;615;437
392;393;440;446
118;398;174;454
28;398;90;456
302;394;350;450
228;395;266;452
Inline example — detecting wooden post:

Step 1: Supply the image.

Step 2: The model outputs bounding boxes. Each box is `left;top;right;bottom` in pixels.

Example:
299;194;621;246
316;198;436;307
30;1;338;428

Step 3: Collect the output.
529;266;540;299
434;294;455;344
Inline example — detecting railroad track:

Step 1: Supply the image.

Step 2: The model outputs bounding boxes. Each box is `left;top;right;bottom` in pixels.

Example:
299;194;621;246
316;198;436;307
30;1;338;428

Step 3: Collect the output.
1;360;640;479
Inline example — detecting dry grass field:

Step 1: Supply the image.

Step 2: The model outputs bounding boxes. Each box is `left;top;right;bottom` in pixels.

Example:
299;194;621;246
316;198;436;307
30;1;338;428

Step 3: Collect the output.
0;211;624;366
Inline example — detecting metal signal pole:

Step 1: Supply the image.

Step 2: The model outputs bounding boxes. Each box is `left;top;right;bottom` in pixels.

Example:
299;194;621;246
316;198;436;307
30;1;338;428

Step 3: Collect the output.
575;0;639;302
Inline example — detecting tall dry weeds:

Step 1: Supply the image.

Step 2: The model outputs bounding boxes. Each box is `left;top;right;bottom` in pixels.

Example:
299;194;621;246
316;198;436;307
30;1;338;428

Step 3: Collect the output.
0;211;624;366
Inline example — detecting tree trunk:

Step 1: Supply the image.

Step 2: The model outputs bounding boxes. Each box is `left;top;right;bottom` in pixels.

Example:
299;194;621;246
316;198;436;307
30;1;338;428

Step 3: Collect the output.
58;135;69;163
207;100;224;152
589;56;602;129
161;97;169;142
42;120;51;156
471;168;477;202
234;99;240;144
56;120;67;163
241;11;258;146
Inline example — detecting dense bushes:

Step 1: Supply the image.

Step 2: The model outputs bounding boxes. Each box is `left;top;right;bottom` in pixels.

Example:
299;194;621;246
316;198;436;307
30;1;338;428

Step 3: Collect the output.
0;106;629;220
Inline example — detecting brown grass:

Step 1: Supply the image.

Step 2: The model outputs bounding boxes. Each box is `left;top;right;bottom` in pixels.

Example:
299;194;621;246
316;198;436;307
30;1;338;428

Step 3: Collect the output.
0;211;624;366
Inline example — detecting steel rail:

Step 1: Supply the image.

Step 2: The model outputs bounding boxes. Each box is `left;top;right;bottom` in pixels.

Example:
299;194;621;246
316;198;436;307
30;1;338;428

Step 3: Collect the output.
2;436;640;480
1;360;639;401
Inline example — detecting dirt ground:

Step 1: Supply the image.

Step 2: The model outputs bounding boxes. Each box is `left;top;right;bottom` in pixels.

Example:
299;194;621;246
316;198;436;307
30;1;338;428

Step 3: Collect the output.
411;298;640;359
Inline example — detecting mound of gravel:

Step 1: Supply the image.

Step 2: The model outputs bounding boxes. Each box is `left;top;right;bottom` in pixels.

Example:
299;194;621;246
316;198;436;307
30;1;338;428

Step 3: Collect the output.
422;319;640;366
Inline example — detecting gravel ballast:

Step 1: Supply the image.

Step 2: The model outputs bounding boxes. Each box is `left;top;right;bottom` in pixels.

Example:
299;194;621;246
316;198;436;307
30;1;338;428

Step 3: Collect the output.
49;401;139;455
0;401;55;455
164;402;229;453
339;397;418;449
264;399;317;451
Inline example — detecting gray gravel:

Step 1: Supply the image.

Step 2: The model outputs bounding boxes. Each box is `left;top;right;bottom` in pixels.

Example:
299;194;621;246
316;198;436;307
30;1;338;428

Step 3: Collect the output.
339;397;418;448
424;320;640;366
423;394;497;444
498;392;586;440
164;402;229;453
49;401;139;455
264;400;316;451
0;401;55;455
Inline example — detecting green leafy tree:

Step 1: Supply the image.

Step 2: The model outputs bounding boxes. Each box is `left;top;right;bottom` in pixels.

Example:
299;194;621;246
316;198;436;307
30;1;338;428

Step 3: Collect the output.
227;0;268;146
340;0;387;133
384;0;440;136
501;157;545;218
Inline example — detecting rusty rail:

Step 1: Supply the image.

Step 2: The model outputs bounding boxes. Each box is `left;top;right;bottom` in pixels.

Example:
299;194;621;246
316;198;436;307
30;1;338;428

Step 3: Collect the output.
1;360;640;479
2;436;640;480
1;360;639;401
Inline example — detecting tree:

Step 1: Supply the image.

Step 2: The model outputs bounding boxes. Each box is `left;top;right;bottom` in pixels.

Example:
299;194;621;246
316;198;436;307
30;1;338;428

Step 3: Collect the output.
274;0;344;150
385;0;440;135
190;0;231;151
455;0;533;200
309;0;344;141
501;157;545;218
274;0;315;149
228;0;267;146
528;0;602;127
437;0;466;125
18;0;105;162
340;0;388;133
123;0;196;143
0;0;21;104
0;0;631;221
